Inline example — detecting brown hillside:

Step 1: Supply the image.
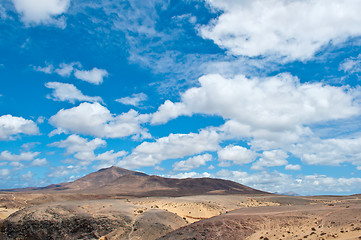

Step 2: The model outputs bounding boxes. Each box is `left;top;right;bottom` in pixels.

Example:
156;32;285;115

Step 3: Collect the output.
3;166;268;197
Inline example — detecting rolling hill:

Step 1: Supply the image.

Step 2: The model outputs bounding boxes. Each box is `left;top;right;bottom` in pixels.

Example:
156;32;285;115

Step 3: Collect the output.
3;166;268;197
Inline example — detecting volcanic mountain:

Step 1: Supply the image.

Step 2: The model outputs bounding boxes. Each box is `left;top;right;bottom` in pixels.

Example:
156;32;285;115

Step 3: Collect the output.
6;166;268;196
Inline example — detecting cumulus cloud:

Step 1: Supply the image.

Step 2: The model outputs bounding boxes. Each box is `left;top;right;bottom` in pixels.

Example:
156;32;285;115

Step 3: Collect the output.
33;63;108;85
33;64;54;74
31;158;48;166
339;54;361;74
21;142;40;150
119;129;220;168
285;164;301;171
93;150;127;169
201;0;361;61
152;74;360;150
74;68;108;85
173;153;212;171
151;100;191;125
21;171;33;180
9;162;24;168
55;62;78;77
153;74;359;126
116;93;148;107
96;150;127;162
49;102;150;139
50;134;106;160
0;115;39;140
251;150;288;170
0;151;39;161
12;0;70;27
167;171;211;179
217;145;257;166
47;165;84;179
50;134;127;167
291;136;361;166
164;169;361;194
215;169;361;195
0;151;41;170
0;168;10;177
45;82;103;104
216;120;311;151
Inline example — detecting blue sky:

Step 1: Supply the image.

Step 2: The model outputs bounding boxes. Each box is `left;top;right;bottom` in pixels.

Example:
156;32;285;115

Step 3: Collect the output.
1;0;361;195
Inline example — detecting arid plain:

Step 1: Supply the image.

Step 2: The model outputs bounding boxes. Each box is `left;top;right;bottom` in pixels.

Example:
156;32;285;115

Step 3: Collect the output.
0;167;360;240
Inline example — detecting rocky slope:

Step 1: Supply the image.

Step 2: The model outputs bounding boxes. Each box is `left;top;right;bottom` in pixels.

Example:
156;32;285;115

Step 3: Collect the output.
0;200;186;240
159;200;361;240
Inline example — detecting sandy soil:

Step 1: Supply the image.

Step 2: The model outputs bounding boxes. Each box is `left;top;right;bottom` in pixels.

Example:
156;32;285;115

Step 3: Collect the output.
1;193;361;239
0;207;19;220
160;197;361;240
246;203;361;240
0;193;281;222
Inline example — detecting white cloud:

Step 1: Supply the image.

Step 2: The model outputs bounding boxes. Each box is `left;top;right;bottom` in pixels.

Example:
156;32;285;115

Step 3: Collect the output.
167;171;211;179
37;116;45;124
217;120;312;151
173;153;212;171
251;150;288;170
154;74;360;127
9;161;24;168
54;62;78;77
0;151;40;161
51;134;105;154
49;102;150;139
74;67;108;85
50;134;126;167
201;0;361;61
12;0;70;27
93;150;127;169
152;74;360;150
50;134;106;161
32;158;48;166
21;171;33;180
95;150;127;161
21;142;40;150
34;64;54;74
45;82;103;104
291;136;361;166
33;63;108;85
0;151;41;170
119;129;220;168
0;115;39;140
151;100;191;125
215;169;361;195
116;93;148;107
217;145;257;166
339;54;361;74
47;165;84;179
285;164;301;171
0;169;10;177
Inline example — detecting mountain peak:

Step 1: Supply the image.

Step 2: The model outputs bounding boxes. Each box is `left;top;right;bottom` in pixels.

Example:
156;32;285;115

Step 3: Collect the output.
97;166;147;176
62;166;148;190
101;166;148;176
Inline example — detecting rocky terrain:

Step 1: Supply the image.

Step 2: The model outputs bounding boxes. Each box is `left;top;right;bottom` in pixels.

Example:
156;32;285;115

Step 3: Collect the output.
0;167;360;239
160;196;361;240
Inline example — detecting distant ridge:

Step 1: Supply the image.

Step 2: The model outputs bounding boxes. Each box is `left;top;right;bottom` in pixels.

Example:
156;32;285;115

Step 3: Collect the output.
2;166;269;197
275;191;300;196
